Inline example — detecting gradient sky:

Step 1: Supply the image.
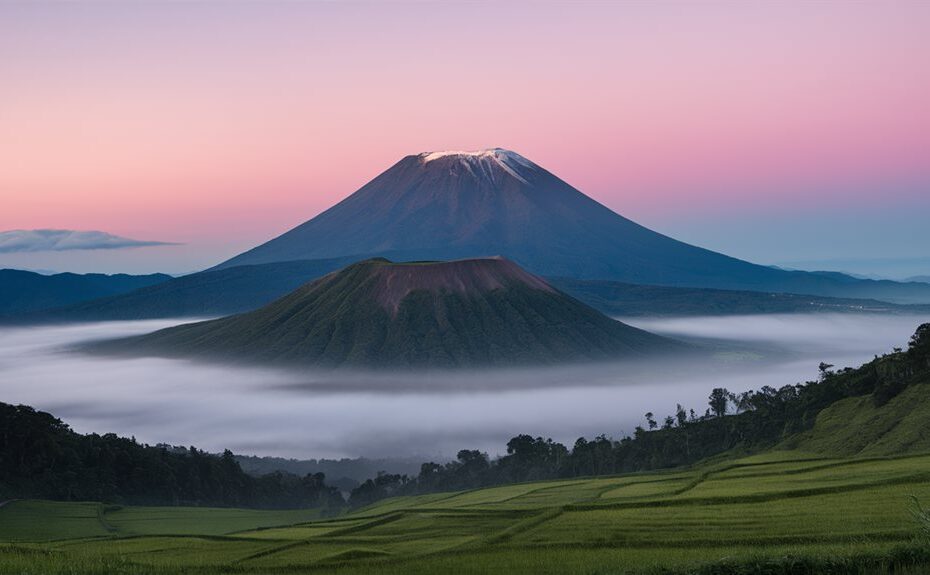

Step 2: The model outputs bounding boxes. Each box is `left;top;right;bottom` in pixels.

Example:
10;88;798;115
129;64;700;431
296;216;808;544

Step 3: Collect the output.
2;1;928;275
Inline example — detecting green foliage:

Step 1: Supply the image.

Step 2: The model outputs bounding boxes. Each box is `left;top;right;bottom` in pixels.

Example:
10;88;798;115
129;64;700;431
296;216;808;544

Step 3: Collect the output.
786;378;930;456
4;453;930;574
98;259;678;368
709;387;730;417
0;500;319;541
0;403;344;509
345;324;930;507
4;315;930;574
911;496;930;540
0;501;112;541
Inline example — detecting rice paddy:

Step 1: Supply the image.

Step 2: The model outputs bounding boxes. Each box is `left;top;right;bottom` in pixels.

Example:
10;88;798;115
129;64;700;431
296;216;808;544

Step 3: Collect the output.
3;450;929;574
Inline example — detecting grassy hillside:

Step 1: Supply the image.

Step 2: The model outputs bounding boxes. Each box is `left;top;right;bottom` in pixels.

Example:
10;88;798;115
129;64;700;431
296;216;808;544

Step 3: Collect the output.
785;376;930;456
93;258;682;368
778;333;930;457
3;451;930;574
0;500;320;541
326;325;930;505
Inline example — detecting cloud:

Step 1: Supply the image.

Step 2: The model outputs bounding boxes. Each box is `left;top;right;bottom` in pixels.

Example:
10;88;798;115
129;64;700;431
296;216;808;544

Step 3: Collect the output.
0;229;178;253
0;314;925;459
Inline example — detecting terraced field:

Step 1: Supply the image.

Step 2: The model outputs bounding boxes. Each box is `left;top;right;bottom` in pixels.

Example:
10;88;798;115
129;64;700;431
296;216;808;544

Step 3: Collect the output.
2;451;930;574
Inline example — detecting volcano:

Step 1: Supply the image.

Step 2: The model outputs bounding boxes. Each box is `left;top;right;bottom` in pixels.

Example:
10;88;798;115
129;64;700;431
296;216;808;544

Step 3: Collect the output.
215;148;725;283
97;257;681;369
211;149;930;303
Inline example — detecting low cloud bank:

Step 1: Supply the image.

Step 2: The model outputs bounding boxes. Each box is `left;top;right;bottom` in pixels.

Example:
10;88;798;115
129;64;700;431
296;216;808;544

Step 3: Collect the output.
0;229;177;252
0;314;926;460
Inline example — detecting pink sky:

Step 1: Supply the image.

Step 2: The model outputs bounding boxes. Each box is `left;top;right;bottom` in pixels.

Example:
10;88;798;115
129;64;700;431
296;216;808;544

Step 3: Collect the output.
2;1;929;273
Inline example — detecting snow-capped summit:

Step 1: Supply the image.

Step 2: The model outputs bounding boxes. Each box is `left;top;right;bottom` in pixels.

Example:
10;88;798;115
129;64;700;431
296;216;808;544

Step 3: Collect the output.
214;147;911;303
418;148;538;184
215;146;681;278
419;148;530;163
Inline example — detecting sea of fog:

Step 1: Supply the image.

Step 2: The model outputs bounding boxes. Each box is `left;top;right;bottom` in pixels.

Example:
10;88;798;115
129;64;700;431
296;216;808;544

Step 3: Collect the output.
0;313;926;460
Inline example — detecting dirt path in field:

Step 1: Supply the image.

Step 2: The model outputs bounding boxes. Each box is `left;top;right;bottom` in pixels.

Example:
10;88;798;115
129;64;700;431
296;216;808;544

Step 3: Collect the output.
0;499;18;509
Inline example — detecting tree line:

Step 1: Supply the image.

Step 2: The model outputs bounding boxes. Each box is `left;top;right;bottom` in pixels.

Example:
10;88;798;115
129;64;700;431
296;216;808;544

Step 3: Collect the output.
0;404;344;510
3;323;927;511
348;323;930;507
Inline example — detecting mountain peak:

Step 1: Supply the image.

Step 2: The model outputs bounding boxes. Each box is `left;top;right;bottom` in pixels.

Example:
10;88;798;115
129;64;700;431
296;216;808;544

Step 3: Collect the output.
419;147;523;161
417;148;538;184
209;148;930;305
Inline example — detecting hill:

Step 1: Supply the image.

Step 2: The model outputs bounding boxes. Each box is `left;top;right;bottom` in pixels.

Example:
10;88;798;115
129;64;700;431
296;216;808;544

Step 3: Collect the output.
0;269;170;315
234;455;429;489
0;402;343;509
213;148;930;304
340;323;930;502
11;257;929;325
784;333;930;457
785;381;930;457
6;257;355;323
89;258;681;368
548;277;930;316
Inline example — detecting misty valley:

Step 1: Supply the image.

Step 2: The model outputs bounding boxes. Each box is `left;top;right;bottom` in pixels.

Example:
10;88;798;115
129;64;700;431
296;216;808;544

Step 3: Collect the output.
4;309;930;575
4;5;930;570
1;313;925;460
3;149;930;575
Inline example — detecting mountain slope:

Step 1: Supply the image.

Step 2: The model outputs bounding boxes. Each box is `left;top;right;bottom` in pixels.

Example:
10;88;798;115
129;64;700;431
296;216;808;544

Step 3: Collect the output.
9;257;355;322
785;379;930;457
10;257;928;325
93;258;682;368
214;149;930;304
0;269;170;315
547;277;930;317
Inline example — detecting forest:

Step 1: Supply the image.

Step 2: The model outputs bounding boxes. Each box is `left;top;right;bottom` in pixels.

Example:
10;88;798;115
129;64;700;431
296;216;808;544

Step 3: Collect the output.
0;403;344;510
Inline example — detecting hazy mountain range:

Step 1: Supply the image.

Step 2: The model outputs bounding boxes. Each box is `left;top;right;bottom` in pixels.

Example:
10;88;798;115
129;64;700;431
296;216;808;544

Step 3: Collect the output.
0;269;170;315
8;259;928;324
776;256;930;282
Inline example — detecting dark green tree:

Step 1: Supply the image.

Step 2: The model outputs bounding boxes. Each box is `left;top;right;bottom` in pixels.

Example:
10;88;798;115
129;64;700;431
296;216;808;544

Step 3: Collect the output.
708;388;729;418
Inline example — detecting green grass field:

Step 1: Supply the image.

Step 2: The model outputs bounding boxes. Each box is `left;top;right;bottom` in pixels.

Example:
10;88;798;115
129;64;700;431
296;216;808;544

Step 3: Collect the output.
3;450;930;574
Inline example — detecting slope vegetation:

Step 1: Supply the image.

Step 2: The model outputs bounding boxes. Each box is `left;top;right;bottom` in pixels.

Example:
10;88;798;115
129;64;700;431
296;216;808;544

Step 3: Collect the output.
786;375;930;457
3;452;930;574
93;258;681;368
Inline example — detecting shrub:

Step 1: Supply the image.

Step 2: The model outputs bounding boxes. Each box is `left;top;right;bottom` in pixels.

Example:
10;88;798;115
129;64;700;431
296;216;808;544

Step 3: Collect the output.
910;495;930;540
